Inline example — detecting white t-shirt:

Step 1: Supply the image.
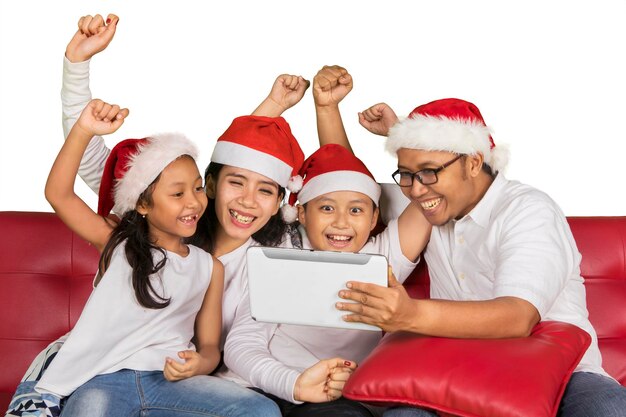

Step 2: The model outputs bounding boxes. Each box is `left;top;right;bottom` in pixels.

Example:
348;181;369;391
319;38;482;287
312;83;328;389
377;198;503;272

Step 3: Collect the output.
222;219;418;402
425;173;607;376
61;57;253;350
35;243;213;397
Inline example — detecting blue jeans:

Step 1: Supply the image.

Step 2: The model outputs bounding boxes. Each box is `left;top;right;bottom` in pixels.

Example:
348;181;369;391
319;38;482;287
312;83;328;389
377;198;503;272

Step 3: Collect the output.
59;369;281;417
382;372;626;417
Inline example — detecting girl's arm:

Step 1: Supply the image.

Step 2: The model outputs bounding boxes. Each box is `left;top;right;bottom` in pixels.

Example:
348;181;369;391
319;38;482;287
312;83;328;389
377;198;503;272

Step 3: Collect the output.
313;65;353;151
252;73;309;117
62;14;118;193
164;257;225;381
46;99;128;252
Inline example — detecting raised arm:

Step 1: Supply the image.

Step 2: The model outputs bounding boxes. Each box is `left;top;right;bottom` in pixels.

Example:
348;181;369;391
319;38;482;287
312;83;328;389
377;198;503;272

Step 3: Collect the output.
62;14;118;193
358;102;399;137
312;65;353;151
46;99;128;251
252;74;310;117
164;258;225;381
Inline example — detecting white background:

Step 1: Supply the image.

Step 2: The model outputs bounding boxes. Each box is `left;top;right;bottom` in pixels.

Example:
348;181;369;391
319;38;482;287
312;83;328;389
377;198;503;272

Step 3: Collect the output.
1;0;625;216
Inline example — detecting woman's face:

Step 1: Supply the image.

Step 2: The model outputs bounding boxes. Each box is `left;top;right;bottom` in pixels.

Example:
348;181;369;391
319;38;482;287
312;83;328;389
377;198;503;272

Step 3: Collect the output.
209;165;282;245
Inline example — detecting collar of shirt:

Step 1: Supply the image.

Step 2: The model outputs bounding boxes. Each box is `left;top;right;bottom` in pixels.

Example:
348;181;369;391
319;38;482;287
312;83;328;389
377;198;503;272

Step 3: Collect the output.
458;173;508;229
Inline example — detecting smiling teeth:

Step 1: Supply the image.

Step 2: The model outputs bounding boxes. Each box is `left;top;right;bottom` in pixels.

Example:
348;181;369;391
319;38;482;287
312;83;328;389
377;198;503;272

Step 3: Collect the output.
328;235;351;241
230;210;254;224
421;198;442;210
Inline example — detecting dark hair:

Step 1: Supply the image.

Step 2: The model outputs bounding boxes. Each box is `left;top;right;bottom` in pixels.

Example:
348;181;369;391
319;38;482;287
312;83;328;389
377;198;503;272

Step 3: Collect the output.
188;162;287;253
97;178;170;310
459;155;496;179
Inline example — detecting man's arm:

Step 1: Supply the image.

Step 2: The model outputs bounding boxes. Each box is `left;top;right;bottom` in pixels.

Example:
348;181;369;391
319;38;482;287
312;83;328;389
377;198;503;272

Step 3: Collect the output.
337;274;539;338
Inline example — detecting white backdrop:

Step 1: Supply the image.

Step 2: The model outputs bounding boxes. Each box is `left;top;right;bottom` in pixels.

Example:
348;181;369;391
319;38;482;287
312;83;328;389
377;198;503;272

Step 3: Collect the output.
1;0;625;215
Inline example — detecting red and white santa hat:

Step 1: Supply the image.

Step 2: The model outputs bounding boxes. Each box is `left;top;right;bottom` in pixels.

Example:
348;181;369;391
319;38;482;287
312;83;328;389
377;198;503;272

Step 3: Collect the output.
386;98;509;173
282;144;381;223
97;133;199;217
210;115;305;192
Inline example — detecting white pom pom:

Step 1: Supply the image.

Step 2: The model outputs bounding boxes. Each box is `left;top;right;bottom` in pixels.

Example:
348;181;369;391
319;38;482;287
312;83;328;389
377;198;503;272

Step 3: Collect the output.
287;175;303;193
281;204;298;223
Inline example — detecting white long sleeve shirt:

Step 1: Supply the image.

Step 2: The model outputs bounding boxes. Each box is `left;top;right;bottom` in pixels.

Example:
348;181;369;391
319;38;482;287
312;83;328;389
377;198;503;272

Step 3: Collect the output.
222;219;418;402
61;57;110;193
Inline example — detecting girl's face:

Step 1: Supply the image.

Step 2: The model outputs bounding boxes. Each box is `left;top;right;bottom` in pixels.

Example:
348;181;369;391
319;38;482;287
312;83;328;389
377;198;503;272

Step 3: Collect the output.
209;165;282;247
298;190;379;253
137;156;207;253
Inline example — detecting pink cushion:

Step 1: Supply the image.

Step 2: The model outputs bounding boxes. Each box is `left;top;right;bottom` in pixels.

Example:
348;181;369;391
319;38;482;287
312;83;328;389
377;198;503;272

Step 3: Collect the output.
343;321;591;417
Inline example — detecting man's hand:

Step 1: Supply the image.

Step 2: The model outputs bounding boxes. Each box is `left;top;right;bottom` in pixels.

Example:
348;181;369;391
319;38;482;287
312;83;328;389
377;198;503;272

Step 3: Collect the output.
337;268;417;333
358;102;399;136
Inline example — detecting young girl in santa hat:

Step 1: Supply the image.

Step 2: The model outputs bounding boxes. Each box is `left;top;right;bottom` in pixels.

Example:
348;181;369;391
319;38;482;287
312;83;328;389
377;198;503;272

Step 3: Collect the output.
31;98;281;417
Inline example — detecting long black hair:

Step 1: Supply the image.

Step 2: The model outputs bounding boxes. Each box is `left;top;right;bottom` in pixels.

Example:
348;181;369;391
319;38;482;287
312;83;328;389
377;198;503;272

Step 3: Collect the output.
188;162;288;253
97;175;170;310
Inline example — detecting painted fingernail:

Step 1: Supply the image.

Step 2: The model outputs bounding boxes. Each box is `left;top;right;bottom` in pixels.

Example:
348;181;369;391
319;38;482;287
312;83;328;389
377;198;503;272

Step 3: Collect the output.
106;18;111;24
344;361;351;366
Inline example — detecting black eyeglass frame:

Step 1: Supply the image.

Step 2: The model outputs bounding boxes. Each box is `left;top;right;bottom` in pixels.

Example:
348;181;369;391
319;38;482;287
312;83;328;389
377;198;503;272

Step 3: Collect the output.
391;154;463;187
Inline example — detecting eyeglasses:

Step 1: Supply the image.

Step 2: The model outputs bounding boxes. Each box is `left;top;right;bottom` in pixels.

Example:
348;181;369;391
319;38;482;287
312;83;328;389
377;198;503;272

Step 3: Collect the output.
392;154;463;187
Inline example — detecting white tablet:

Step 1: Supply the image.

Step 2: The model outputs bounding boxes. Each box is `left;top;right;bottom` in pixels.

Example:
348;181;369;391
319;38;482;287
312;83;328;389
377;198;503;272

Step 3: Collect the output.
246;246;388;331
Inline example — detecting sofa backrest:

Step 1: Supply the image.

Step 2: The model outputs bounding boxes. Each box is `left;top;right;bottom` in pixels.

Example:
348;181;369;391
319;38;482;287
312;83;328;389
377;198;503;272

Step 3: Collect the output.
0;211;98;407
1;211;625;410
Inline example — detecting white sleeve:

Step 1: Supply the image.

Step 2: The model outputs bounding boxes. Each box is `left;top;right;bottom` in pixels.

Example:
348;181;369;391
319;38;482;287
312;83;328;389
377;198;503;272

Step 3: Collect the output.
62;56;110;194
224;287;302;403
366;218;418;283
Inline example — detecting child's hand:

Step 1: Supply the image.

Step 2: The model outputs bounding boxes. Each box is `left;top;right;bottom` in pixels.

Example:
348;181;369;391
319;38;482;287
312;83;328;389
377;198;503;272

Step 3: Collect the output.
268;74;310;113
294;358;357;402
76;99;128;137
313;65;353;108
163;350;212;382
65;14;118;63
325;361;357;401
358;102;399;136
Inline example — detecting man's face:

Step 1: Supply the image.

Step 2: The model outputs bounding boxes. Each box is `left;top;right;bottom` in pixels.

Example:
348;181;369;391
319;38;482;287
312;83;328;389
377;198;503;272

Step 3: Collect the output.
396;148;483;226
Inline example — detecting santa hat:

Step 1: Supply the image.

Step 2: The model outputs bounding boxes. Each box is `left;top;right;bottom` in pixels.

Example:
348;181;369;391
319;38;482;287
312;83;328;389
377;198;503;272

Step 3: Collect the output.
386;98;509;172
281;144;381;223
98;133;199;217
210;115;304;192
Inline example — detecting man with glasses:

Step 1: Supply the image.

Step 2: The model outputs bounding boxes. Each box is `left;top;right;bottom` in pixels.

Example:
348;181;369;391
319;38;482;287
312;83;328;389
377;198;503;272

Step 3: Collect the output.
337;98;626;416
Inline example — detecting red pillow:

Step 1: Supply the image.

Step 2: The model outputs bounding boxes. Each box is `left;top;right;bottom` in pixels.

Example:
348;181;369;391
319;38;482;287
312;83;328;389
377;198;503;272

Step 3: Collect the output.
343;321;591;417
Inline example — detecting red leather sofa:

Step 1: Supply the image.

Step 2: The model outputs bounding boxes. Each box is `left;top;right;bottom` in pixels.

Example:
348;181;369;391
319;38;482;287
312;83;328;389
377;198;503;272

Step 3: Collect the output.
1;211;625;412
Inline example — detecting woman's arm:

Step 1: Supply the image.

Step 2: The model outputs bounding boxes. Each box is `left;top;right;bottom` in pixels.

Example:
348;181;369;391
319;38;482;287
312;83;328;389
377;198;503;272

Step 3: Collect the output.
62;14;118;193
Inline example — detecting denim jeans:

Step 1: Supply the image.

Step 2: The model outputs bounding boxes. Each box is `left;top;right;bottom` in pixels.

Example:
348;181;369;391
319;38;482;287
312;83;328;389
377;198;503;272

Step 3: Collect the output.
382;371;626;417
59;369;281;417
